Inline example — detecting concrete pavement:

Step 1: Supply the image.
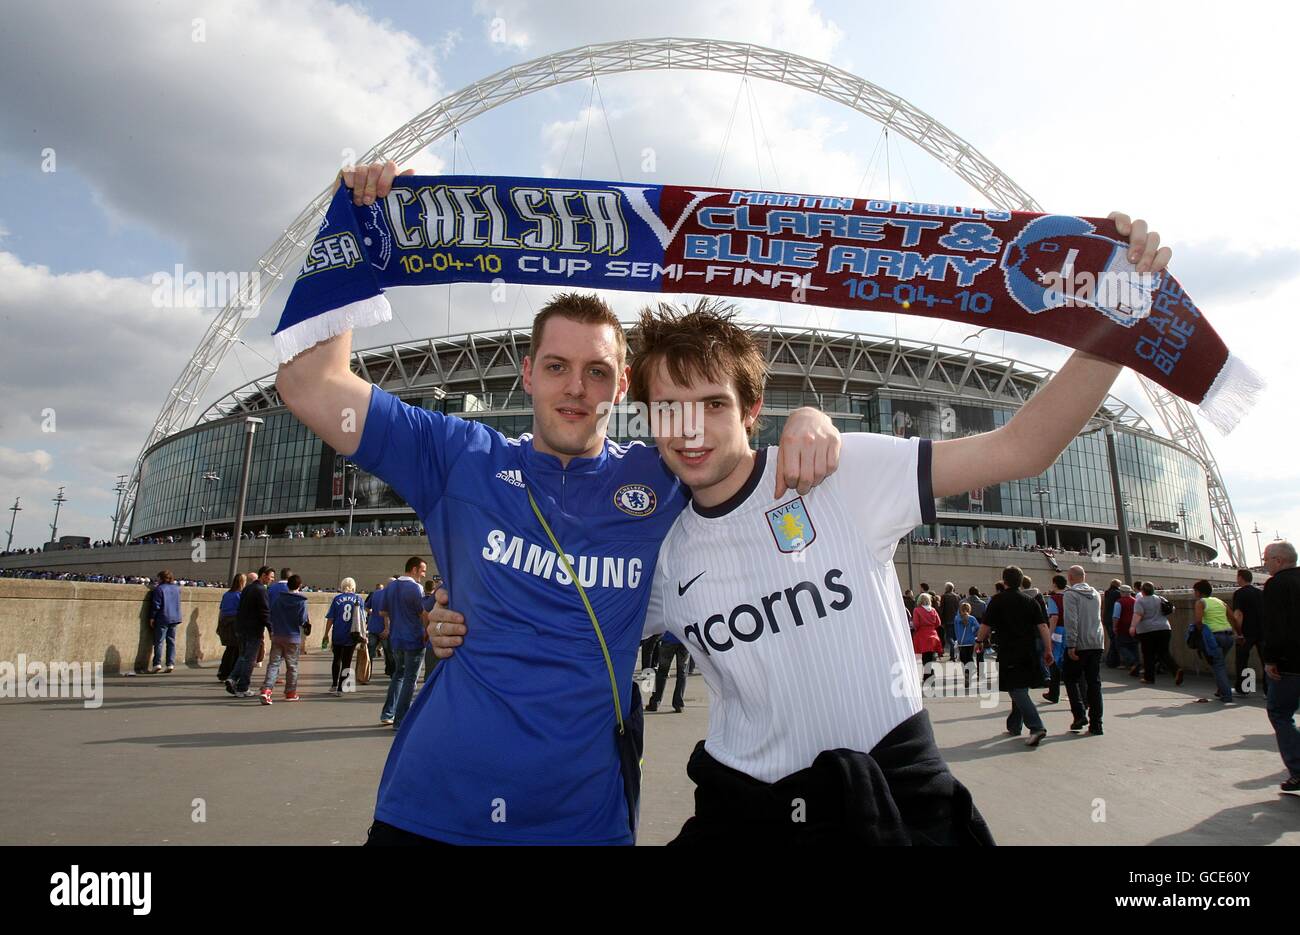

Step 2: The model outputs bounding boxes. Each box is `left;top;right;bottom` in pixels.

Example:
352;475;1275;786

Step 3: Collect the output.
1;649;1297;845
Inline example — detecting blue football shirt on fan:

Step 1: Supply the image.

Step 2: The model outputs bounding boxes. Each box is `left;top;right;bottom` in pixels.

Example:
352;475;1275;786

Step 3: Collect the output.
327;592;365;643
350;385;685;845
384;578;426;651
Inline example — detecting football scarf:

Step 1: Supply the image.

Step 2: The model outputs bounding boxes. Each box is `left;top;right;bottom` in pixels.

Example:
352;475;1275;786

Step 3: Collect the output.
273;175;1263;433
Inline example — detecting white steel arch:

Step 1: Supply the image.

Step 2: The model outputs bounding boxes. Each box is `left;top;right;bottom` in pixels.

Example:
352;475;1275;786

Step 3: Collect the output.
115;36;1245;565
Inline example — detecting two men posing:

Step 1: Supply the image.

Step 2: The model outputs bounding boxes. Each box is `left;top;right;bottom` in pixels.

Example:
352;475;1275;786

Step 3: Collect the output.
277;159;1172;844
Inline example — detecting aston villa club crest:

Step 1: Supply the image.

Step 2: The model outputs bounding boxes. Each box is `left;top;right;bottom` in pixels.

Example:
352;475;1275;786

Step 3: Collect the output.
766;498;816;553
614;483;656;517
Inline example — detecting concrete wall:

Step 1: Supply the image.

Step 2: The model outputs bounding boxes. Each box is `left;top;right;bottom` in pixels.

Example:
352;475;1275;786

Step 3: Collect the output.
0;578;336;674
2;539;1234;593
0;537;441;592
0;577;1241;684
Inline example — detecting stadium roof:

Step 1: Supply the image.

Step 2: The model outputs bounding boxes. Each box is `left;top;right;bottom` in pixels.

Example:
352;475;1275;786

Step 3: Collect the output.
202;322;1153;433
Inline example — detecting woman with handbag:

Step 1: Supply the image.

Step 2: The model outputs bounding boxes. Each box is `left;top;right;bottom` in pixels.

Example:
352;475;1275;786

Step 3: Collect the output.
326;577;367;695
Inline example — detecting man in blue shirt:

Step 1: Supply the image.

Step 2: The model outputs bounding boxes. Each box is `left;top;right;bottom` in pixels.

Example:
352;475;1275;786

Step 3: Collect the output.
380;557;427;727
279;193;839;844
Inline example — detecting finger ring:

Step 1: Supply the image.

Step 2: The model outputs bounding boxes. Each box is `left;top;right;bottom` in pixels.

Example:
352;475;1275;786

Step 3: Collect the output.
435;621;444;635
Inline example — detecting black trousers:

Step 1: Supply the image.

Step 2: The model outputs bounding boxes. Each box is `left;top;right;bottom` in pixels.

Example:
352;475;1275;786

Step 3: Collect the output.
1236;634;1266;691
331;642;355;689
1064;649;1103;728
640;634;662;671
652;642;689;710
1137;630;1181;684
216;643;240;681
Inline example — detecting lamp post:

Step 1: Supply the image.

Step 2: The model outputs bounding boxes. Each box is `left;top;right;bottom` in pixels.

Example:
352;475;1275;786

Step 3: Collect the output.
111;474;128;543
199;470;220;540
1101;423;1134;585
1176;504;1190;560
260;529;270;566
345;462;358;537
49;487;68;546
1252;523;1264;567
5;498;20;552
226;416;264;584
1033;487;1050;549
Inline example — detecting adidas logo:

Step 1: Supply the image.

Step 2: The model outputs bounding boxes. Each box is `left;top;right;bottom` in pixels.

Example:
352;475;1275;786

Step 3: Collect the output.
494;469;525;489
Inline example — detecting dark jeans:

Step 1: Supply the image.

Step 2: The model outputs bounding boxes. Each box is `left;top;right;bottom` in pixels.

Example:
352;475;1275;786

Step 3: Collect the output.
381;649;423;726
652;642;689;710
1137;629;1180;684
1005;687;1044;733
1064;648;1103;729
1236;635;1267;694
1103;617;1118;667
1114;637;1140;669
229;632;263;693
640;635;662;671
150;623;178;669
1265;672;1300;779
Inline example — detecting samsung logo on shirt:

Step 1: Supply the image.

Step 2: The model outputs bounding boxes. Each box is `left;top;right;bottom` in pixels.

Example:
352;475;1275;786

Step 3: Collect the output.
481;530;643;590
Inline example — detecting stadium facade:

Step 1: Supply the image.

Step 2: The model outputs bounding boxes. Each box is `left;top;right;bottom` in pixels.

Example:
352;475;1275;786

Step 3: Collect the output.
129;323;1218;561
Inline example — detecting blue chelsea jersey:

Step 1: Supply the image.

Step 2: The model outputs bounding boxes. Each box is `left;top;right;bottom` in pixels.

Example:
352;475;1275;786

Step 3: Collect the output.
350;386;686;844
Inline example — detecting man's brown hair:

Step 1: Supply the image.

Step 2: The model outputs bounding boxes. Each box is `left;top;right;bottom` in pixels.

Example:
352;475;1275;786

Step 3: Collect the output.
530;292;627;364
629;299;767;437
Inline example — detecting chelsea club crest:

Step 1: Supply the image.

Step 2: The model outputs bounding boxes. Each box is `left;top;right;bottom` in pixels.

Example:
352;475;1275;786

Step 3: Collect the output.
766;498;816;553
614;484;657;517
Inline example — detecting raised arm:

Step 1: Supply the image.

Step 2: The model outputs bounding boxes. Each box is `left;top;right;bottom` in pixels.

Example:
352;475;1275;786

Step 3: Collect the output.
931;212;1172;499
276;331;372;455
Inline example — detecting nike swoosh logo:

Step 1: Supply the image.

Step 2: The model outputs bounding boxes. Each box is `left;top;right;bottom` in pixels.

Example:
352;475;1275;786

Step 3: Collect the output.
678;572;706;597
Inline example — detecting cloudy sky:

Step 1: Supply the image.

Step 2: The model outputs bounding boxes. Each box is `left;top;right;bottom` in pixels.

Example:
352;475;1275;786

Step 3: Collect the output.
0;0;1295;559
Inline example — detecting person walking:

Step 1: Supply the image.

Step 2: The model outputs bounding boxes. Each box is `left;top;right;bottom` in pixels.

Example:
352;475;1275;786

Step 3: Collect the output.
148;570;182;673
227;567;273;697
1233;568;1267;696
364;581;387;673
1192;579;1236;704
1130;581;1183;687
647;630;688;713
1261;541;1300;796
380;557;427;728
939;583;961;661
911;593;944;667
216;573;245;682
1062;565;1105;735
1042;574;1068;704
953;601;981;688
261;573;310;704
1112;585;1141;677
977;566;1053;747
326;577;366;694
1102;578;1123;668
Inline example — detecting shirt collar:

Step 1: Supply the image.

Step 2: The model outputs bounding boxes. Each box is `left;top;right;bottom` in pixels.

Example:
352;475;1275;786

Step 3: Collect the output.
520;435;611;475
691;448;768;519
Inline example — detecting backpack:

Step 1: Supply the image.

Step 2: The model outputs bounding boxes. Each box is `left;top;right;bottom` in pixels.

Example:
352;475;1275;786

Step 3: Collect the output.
1159;595;1175;617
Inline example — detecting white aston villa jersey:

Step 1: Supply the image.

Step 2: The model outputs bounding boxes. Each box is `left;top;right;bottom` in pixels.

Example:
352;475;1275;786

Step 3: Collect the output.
644;433;937;783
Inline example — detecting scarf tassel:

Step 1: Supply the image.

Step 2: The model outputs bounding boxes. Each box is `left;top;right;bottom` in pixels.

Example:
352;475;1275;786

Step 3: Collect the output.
273;293;392;363
1198;353;1267;436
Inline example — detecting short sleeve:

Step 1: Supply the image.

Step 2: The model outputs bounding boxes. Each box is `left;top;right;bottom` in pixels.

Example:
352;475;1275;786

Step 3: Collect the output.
1046;597;1059;617
349;385;480;517
836;433;936;562
641;553;670;640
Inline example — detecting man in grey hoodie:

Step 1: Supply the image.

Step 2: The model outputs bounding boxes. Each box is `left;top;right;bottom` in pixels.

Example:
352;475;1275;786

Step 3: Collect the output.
1062;565;1105;735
